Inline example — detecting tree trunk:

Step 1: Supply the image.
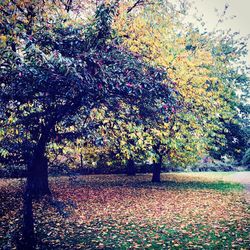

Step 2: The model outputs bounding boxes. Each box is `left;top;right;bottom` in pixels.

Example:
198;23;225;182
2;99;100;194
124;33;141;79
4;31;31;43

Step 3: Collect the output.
27;154;51;198
80;153;83;169
18;192;36;250
126;158;136;176
19;125;53;248
26;126;52;199
152;155;162;183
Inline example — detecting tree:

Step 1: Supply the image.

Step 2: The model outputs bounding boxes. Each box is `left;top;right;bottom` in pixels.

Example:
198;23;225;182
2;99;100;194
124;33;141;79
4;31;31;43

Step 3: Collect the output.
0;1;176;196
112;0;249;181
1;2;178;248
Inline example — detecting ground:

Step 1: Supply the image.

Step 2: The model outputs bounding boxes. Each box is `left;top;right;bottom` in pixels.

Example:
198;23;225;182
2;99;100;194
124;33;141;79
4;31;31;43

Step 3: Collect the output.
0;172;249;249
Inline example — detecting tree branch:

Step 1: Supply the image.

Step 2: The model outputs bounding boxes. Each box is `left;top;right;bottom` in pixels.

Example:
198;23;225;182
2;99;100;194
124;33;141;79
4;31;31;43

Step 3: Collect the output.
127;0;144;13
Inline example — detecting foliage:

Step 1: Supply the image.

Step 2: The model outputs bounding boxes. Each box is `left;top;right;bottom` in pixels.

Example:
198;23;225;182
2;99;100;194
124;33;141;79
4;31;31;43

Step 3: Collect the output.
210;121;249;161
109;0;249;168
242;148;250;166
0;0;249;175
0;1;176;169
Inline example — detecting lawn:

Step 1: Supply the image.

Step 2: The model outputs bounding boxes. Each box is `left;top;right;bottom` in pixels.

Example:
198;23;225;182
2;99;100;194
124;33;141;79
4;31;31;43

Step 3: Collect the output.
0;173;249;249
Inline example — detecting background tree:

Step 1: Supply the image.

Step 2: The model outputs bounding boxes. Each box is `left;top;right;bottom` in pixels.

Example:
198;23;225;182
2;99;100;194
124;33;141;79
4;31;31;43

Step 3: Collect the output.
113;0;249;170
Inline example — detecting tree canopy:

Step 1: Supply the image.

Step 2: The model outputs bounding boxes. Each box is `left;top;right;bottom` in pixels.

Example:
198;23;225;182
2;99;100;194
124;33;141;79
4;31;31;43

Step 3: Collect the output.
0;0;179;194
0;0;249;183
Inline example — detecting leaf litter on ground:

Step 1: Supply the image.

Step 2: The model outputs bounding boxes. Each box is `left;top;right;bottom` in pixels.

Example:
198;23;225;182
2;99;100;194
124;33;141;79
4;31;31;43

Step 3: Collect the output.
0;173;249;249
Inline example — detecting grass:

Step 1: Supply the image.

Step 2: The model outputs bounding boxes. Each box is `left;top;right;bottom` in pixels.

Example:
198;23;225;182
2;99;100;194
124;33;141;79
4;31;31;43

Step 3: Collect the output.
0;172;249;249
148;180;244;192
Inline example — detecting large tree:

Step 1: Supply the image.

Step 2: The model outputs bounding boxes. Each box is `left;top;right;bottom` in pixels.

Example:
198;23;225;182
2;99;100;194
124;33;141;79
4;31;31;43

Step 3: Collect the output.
0;2;178;248
0;1;176;196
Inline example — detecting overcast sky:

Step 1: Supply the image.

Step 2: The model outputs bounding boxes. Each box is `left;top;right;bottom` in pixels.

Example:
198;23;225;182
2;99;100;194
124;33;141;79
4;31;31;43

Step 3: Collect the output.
187;0;250;65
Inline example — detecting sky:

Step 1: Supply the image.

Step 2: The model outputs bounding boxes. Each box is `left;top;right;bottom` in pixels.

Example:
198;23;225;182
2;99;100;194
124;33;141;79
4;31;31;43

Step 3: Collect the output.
187;0;250;65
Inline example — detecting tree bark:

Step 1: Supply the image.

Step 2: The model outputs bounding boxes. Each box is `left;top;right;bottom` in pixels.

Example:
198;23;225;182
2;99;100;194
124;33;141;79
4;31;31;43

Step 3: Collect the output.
26;125;52;199
19;124;53;248
126;158;136;176
18;192;36;250
152;155;162;183
27;154;50;198
80;153;83;169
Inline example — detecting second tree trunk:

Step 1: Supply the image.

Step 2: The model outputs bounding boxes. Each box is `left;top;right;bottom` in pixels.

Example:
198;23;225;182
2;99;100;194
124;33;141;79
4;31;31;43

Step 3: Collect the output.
152;155;162;182
126;158;136;176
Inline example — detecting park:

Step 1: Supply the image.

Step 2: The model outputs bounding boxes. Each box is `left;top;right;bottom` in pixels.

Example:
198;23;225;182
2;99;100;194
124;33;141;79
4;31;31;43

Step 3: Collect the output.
0;0;249;249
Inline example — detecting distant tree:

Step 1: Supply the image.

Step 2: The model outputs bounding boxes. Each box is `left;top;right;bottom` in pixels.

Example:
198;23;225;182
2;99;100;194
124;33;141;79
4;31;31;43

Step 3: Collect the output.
242;148;250;168
113;0;250;177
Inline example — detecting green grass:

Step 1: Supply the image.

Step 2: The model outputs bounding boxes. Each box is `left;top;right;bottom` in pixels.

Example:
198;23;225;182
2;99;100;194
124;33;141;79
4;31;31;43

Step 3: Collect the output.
157;180;244;192
53;218;249;249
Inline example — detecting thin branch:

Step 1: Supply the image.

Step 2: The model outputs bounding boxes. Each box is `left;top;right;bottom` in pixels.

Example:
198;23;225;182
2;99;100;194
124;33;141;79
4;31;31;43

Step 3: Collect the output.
65;0;73;12
127;0;144;13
